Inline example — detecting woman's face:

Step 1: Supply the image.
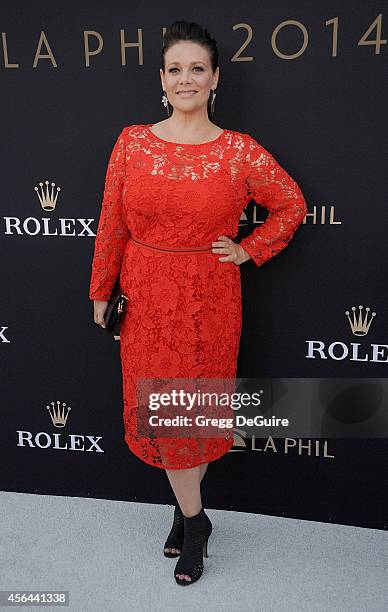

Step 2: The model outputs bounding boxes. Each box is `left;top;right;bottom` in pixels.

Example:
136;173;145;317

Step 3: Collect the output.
160;41;219;114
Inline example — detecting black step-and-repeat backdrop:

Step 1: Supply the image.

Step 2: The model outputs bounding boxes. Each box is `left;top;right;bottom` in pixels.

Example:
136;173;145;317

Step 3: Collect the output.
1;2;387;530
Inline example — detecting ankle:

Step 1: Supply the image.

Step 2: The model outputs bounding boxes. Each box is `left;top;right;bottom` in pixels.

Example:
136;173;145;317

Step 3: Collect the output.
182;506;203;519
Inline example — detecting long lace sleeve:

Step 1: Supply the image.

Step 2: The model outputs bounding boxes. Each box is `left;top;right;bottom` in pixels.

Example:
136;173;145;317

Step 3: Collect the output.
89;128;131;300
239;135;307;267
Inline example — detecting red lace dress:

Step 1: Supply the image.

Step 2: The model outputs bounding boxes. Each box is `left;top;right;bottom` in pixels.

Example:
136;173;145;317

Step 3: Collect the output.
89;124;307;469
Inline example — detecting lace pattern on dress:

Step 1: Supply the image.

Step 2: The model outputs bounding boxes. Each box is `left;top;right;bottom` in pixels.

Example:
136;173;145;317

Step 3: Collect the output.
88;124;307;469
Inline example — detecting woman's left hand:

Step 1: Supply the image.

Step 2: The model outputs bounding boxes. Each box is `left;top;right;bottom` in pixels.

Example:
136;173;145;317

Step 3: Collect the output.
212;235;251;265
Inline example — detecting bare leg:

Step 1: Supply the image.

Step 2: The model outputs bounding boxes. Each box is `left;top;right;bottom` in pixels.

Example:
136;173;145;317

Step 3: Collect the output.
165;465;202;517
165;462;209;582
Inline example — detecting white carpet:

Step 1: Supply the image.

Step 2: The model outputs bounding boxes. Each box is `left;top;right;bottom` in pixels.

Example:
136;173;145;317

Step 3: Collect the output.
0;492;387;611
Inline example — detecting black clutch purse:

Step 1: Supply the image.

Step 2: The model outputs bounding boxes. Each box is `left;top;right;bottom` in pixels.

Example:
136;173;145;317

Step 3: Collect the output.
103;278;129;333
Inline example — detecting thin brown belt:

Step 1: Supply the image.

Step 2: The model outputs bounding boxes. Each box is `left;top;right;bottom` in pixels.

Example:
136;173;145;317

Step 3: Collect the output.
130;235;214;254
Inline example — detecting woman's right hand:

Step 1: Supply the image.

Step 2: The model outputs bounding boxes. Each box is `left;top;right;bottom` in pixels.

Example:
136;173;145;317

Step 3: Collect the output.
93;300;108;328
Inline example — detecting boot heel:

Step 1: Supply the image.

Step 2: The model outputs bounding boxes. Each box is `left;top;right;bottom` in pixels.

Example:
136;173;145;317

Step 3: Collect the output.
203;537;209;558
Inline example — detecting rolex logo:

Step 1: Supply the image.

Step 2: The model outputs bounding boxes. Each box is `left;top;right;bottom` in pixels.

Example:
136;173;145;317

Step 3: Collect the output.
5;178;95;237
46;400;71;427
34;180;61;211
306;304;383;363
345;305;376;336
17;401;104;452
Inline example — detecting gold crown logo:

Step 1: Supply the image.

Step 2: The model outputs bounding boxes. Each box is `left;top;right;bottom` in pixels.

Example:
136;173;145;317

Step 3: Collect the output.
34;180;61;211
46;400;71;427
345;305;376;336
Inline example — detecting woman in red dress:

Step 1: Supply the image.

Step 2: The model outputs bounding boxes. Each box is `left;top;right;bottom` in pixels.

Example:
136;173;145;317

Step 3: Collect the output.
89;20;307;586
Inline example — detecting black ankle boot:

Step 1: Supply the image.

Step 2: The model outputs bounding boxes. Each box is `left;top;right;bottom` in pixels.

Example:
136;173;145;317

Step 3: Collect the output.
174;507;213;586
163;504;184;558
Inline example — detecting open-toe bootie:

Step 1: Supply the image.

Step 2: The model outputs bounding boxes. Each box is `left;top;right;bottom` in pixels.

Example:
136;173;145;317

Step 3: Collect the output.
174;507;212;586
163;504;184;558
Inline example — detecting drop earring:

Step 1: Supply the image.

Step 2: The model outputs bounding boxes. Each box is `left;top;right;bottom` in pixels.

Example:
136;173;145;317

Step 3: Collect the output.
210;89;217;116
161;91;170;117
